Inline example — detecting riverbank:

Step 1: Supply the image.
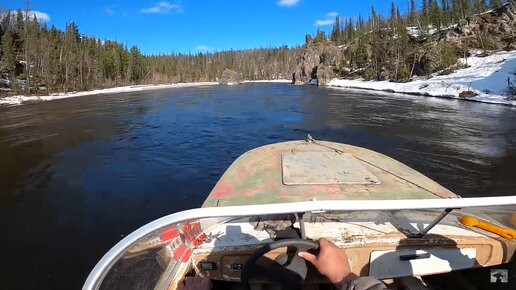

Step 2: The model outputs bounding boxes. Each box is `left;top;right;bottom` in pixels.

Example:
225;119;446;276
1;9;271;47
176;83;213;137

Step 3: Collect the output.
0;82;219;106
327;50;516;106
0;80;296;106
244;79;291;83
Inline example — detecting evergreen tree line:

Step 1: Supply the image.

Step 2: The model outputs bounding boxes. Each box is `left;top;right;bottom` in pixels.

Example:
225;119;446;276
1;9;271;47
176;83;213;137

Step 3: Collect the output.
316;0;507;81
0;9;301;95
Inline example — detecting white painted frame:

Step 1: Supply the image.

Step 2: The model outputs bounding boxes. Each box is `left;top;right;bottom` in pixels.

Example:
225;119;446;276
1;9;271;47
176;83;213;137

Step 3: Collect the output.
83;196;516;289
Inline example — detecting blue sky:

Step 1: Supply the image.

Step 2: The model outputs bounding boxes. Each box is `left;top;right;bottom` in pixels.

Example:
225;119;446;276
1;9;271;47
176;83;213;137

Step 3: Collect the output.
2;0;416;55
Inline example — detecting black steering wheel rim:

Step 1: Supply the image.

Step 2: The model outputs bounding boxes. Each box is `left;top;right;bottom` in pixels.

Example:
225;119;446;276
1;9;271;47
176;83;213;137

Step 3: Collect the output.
241;239;319;289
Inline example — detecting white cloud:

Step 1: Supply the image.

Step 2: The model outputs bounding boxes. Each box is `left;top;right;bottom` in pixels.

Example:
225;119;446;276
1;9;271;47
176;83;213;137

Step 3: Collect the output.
30;11;50;22
314;12;340;26
314;19;336;26
104;6;115;16
196;45;213;51
1;10;51;23
140;2;182;14
278;0;300;7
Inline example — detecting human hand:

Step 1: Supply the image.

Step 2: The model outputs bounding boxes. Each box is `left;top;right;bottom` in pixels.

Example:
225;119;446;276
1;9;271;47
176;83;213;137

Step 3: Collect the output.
177;276;211;290
298;238;356;286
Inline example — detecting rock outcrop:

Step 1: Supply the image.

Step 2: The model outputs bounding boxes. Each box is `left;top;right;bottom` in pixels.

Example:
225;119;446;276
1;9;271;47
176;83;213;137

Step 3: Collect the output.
293;2;516;85
219;69;243;85
410;3;516;76
449;3;516;50
292;35;343;86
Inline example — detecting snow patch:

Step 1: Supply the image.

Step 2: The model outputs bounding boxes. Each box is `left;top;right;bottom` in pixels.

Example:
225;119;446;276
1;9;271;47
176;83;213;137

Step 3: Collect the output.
406;24;458;39
244;79;292;83
0;80;294;106
327;50;516;106
0;82;218;106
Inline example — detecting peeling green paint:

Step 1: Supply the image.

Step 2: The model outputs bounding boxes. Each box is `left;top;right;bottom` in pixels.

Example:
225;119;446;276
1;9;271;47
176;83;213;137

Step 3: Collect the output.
203;141;458;207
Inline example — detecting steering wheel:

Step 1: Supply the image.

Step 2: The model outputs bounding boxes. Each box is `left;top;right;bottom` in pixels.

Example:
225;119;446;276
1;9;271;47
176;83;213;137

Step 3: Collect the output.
241;239;320;290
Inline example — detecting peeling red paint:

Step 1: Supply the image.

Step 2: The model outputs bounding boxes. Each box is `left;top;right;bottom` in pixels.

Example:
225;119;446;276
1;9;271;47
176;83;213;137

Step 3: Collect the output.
311;184;341;196
160;227;179;241
174;244;187;260
193;233;207;246
203;141;459;207
181;247;193;262
212;181;236;198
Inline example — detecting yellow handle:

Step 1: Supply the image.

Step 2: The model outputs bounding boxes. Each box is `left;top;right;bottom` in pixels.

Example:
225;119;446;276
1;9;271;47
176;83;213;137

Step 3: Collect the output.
461;215;516;240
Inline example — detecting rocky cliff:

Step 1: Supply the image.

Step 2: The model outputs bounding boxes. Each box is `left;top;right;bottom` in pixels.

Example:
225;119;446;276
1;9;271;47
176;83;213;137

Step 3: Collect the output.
412;2;516;75
292;35;343;86
293;1;516;85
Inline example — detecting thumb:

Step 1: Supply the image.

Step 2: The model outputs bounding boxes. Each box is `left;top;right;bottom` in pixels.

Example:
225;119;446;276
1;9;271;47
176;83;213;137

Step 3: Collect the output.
298;251;318;265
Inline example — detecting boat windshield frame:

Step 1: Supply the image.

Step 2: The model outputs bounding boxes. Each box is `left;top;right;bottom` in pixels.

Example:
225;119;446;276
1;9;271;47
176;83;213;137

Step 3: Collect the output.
83;196;516;290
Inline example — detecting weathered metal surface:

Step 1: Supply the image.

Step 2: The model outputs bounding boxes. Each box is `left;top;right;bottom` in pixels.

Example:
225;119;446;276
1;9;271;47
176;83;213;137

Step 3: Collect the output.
203;140;458;207
282;151;381;185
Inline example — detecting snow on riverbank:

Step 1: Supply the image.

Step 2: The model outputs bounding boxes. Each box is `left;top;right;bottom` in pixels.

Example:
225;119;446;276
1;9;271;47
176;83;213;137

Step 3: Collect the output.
0;82;219;106
244;79;291;83
0;80;294;106
327;50;516;106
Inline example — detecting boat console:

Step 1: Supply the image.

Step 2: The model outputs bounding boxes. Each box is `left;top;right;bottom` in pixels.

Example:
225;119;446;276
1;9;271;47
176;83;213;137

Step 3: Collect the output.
85;201;516;290
192;210;515;287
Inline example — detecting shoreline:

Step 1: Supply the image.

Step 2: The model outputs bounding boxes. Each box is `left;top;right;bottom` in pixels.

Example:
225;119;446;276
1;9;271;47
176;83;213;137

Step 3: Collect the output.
3;55;516;108
244;79;291;83
326;50;516;107
325;86;516;107
0;82;219;106
0;80;293;106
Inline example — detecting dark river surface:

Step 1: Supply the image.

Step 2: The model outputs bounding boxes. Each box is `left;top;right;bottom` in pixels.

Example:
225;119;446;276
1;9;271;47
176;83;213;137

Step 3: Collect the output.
1;83;516;289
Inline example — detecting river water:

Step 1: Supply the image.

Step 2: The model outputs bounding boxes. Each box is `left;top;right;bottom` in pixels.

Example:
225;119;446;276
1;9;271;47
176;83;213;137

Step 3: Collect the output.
1;84;515;289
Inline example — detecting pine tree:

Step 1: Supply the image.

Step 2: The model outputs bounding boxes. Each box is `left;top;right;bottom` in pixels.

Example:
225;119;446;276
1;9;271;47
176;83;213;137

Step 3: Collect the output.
1;11;11;32
490;0;502;8
314;29;327;44
370;5;378;29
441;0;450;26
43;25;63;90
63;21;80;91
429;0;442;30
23;1;32;94
15;9;24;33
389;1;397;34
1;29;17;86
451;0;462;21
461;0;472;18
474;0;488;13
330;16;341;44
128;45;143;82
422;0;430;20
395;7;410;81
346;18;355;42
409;0;417;26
